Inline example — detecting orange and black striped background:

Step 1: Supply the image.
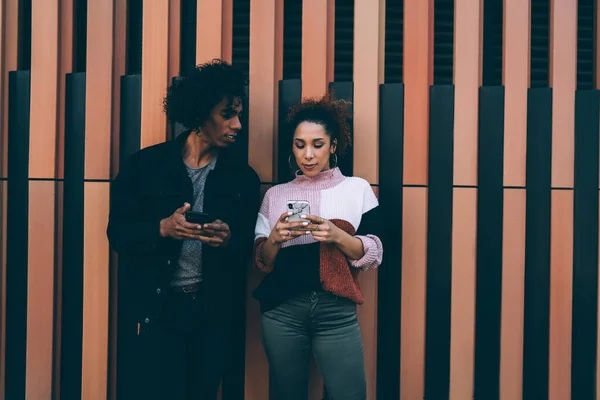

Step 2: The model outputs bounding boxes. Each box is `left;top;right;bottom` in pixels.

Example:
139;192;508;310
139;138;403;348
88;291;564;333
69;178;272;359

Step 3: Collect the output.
0;0;599;399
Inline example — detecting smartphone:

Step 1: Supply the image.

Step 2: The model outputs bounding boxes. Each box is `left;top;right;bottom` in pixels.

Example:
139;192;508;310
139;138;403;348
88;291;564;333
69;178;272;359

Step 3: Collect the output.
287;200;310;226
185;211;212;226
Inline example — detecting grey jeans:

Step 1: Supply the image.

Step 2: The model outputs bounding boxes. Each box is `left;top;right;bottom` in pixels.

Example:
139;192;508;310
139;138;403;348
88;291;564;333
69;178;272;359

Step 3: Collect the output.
260;290;367;400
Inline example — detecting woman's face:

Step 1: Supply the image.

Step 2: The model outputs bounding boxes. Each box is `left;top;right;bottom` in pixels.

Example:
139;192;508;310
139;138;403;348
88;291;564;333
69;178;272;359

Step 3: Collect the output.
292;121;336;176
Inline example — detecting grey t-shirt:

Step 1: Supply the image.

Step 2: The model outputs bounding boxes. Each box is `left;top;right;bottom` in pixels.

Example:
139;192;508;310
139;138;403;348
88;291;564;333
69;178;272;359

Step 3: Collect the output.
170;155;218;287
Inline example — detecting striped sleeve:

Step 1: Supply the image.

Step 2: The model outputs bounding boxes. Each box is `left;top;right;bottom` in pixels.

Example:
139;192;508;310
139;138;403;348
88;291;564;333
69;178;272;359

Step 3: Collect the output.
348;183;384;271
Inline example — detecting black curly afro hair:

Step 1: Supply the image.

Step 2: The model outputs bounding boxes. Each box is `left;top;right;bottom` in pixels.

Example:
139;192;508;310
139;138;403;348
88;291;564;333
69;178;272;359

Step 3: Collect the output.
286;94;352;156
163;59;247;131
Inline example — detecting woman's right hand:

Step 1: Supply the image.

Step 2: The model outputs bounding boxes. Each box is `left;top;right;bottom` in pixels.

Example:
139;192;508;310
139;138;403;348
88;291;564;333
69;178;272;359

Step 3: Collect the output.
268;211;310;245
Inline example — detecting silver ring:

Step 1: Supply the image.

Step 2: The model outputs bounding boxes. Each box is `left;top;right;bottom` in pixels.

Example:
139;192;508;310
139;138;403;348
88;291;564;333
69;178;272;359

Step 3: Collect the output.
287;230;292;236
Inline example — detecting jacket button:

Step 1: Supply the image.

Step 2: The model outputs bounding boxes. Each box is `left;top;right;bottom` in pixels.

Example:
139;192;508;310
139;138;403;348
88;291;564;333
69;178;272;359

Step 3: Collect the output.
144;318;150;324
156;288;161;294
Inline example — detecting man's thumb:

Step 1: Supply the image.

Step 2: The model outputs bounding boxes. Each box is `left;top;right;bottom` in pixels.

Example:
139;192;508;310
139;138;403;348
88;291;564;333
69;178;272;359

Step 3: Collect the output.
176;202;190;214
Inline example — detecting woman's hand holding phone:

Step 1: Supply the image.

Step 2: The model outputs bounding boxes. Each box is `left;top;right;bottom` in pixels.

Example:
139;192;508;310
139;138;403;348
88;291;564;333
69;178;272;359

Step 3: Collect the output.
269;211;311;245
302;215;342;244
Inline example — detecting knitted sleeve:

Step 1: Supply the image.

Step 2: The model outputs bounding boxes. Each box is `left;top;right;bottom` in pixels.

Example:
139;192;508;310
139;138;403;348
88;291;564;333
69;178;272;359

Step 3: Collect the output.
348;183;384;271
253;189;274;273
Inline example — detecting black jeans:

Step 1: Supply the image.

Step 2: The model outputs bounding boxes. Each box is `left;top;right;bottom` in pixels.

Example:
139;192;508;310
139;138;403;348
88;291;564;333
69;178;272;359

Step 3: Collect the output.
260;290;367;400
156;289;226;400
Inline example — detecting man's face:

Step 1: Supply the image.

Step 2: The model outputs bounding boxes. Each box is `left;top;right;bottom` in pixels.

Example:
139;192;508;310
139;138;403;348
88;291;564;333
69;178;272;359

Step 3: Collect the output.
199;97;243;148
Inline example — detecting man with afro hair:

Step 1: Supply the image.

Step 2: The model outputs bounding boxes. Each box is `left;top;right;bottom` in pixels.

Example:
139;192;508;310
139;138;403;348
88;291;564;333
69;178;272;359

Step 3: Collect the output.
107;59;260;399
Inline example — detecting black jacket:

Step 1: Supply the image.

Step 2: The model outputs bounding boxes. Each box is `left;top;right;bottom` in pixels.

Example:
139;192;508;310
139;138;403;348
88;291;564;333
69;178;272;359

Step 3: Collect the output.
107;132;261;335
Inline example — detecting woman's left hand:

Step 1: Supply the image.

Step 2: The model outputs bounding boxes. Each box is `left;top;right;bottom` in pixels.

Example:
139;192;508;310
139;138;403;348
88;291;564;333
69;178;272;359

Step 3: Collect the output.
303;215;342;244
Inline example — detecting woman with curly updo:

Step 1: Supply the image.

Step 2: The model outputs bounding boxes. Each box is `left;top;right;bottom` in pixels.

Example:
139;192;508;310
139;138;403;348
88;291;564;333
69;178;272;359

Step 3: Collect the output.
252;95;384;399
108;59;260;399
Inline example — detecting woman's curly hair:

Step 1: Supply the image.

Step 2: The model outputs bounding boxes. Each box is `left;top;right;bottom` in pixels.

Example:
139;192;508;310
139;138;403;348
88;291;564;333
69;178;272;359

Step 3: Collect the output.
163;59;247;131
285;94;352;156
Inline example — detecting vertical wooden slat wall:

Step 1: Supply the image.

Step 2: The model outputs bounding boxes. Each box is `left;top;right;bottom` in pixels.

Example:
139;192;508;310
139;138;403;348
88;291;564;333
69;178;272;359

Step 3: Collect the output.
1;0;600;399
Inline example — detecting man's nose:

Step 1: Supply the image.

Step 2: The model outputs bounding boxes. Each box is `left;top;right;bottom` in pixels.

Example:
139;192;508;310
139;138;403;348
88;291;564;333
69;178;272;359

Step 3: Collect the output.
231;116;242;130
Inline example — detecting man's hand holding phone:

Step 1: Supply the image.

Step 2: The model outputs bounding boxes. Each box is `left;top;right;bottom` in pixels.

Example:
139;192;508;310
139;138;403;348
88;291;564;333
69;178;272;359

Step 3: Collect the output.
159;203;230;247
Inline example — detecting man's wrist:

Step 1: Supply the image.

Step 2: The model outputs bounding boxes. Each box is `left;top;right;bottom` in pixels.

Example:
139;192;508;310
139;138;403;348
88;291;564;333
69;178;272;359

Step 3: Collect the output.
159;218;167;238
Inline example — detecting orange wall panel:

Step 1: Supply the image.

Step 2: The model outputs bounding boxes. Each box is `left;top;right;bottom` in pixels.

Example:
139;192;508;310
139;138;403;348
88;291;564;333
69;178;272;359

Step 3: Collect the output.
403;0;434;185
197;0;224;63
302;0;330;98
500;189;526;400
503;0;530;187
248;0;283;183
56;0;74;179
140;0;169;149
453;0;482;186
400;187;428;400
222;0;233;63
353;0;385;184
29;0;59;178
1;0;19;178
26;181;56;398
449;188;477;399
548;190;574;400
81;183;111;399
169;0;181;82
85;0;114;180
549;0;576;188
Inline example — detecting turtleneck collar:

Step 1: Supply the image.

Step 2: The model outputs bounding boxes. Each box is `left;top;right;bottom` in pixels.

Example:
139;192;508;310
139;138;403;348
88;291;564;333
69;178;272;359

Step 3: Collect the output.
290;167;345;191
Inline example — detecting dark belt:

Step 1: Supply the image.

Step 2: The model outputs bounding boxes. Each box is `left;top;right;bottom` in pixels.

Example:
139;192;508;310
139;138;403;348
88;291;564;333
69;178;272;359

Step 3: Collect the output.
171;282;203;294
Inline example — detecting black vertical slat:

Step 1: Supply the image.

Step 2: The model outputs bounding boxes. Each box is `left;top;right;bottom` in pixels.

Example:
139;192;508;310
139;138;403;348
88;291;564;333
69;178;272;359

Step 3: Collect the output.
571;89;600;398
522;87;552;400
228;84;250;165
384;0;403;83
180;0;197;77
73;0;88;73
328;81;353;177
376;83;404;399
334;0;354;82
577;0;596;89
277;79;302;183
119;75;142;166
115;73;143;399
126;0;143;75
221;86;247;400
232;0;251;75
474;86;505;400
59;72;87;399
530;0;550;88
482;0;503;86
18;0;32;70
6;70;31;400
433;0;454;85
283;0;302;80
424;84;454;399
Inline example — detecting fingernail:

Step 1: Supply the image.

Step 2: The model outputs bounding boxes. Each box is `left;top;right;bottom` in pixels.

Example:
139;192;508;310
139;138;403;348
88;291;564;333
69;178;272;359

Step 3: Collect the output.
197;225;202;229
302;221;309;226
300;215;306;219
288;211;293;216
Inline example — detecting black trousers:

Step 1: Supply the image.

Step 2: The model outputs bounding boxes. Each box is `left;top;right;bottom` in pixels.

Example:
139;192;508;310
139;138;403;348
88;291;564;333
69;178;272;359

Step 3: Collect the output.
155;290;227;400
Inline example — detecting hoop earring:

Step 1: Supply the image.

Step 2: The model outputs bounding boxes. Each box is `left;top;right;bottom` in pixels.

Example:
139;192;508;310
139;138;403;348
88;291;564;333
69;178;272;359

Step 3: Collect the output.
330;153;338;169
289;154;301;176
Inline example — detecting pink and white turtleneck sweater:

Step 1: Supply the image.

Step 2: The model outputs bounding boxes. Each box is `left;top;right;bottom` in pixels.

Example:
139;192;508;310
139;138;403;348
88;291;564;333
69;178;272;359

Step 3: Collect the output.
252;167;383;312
